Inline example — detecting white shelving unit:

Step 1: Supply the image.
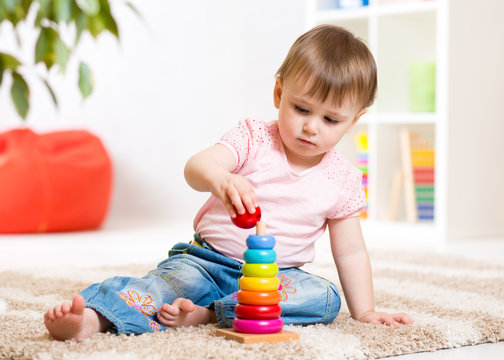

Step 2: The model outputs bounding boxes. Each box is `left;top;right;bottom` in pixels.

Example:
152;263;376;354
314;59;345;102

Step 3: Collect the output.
306;0;504;249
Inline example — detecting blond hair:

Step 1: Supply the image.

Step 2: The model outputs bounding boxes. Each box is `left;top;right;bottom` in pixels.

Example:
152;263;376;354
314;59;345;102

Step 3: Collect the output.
276;25;377;109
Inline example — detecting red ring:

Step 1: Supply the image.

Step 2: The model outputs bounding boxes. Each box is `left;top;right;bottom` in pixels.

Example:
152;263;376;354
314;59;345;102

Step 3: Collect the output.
236;290;281;305
234;304;282;320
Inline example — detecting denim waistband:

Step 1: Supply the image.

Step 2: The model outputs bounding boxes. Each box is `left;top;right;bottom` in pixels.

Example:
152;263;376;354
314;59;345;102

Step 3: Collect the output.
191;233;221;253
168;236;242;270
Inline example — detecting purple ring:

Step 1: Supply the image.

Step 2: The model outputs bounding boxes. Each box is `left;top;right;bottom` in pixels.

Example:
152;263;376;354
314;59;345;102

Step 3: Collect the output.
232;318;283;334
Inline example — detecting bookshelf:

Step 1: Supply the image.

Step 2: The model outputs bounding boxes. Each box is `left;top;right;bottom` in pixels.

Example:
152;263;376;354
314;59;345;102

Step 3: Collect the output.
306;0;504;249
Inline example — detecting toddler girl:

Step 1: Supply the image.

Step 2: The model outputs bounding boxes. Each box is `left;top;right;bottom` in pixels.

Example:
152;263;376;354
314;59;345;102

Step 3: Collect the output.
44;24;413;341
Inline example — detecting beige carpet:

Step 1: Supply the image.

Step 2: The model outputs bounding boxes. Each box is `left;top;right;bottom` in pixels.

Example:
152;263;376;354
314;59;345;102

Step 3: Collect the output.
1;250;503;359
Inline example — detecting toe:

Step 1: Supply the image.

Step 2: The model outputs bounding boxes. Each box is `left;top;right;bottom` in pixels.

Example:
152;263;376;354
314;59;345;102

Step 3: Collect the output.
163;303;180;317
61;302;71;314
71;295;86;315
181;299;195;313
172;298;194;313
44;309;54;322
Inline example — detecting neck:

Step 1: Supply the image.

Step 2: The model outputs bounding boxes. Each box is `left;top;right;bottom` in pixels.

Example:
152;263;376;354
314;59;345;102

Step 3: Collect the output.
283;145;325;172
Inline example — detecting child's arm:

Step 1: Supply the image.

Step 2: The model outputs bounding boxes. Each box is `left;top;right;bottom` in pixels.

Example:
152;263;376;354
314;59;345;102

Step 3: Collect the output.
327;216;413;326
184;143;258;217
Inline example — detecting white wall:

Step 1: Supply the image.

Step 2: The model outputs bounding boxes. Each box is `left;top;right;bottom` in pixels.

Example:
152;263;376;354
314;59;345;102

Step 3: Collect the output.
0;0;306;229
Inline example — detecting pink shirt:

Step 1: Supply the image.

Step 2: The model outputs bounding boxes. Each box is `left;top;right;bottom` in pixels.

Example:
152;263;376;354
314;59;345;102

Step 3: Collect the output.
194;118;365;268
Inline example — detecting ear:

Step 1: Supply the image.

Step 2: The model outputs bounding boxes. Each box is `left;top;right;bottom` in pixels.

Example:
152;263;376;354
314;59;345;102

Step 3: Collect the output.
273;77;283;109
346;108;367;133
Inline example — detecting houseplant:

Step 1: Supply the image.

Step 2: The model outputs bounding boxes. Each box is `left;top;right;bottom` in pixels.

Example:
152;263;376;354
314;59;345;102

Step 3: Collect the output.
0;0;139;233
0;0;141;118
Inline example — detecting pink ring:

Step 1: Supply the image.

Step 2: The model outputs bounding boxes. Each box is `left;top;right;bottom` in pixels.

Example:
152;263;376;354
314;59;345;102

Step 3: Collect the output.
232;318;283;334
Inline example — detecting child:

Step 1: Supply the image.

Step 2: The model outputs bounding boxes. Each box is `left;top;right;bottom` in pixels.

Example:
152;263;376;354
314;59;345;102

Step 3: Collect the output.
44;24;413;341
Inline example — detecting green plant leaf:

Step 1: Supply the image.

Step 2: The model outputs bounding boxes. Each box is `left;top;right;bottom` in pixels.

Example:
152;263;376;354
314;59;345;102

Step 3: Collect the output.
53;0;73;22
98;0;118;38
0;52;21;87
36;0;51;13
0;3;6;21
20;0;33;14
35;27;55;69
34;0;50;26
4;0;20;12
0;52;22;70
11;72;30;119
86;14;105;38
76;0;100;17
42;78;58;107
75;11;88;44
78;62;93;98
35;27;68;71
54;34;69;72
4;0;25;26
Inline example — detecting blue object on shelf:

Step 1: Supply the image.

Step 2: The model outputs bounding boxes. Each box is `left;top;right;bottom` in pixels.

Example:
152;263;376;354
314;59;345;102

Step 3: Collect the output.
337;0;369;9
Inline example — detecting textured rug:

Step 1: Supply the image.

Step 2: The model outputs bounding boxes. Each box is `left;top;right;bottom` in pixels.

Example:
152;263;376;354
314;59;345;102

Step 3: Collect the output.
0;250;503;360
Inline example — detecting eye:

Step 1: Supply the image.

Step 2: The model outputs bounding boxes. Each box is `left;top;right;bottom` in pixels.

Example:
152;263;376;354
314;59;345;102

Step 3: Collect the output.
295;105;309;114
324;116;339;124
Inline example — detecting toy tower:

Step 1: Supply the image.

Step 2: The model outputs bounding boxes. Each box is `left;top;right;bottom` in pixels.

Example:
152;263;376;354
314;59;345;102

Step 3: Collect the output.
216;221;299;344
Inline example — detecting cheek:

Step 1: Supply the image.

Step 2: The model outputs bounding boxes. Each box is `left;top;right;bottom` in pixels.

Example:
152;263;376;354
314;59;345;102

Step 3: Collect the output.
324;128;346;146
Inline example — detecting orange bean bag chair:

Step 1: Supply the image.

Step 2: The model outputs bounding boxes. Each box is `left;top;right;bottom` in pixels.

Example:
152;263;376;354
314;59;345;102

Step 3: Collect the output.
0;128;113;233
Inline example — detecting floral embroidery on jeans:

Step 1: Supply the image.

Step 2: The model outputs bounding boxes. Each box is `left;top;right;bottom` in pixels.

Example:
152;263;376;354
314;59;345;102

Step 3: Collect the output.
231;274;297;302
149;319;161;332
118;290;158;317
278;274;297;302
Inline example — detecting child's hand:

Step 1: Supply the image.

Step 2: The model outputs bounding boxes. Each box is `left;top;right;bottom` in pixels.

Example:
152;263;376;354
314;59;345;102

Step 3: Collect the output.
357;311;414;327
211;172;258;218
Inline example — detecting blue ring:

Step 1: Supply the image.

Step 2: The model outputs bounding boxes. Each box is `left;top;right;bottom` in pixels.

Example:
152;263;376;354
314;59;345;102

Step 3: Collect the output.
246;235;276;249
244;249;276;263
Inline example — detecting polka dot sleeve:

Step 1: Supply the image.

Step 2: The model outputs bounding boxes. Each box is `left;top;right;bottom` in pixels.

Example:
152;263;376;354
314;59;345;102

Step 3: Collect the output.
326;159;367;219
218;118;267;172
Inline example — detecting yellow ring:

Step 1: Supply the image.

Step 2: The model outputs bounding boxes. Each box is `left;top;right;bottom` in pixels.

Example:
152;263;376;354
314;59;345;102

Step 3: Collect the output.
242;263;279;278
240;276;280;291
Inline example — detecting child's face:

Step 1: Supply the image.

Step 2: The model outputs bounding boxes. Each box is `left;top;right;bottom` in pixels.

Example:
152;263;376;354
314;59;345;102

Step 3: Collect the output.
274;77;365;169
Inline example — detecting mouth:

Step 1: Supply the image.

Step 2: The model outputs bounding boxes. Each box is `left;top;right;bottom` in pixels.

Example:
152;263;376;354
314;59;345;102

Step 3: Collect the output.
298;138;315;146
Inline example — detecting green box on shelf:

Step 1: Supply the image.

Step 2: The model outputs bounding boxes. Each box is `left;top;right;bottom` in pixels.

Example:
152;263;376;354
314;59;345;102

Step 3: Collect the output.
409;62;436;113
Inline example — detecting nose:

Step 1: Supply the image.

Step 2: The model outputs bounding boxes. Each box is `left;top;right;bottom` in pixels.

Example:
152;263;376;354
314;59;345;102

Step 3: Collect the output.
303;117;317;135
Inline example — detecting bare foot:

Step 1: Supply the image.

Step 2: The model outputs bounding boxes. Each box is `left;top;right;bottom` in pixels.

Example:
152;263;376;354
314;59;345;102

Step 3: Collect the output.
44;294;111;341
157;298;217;328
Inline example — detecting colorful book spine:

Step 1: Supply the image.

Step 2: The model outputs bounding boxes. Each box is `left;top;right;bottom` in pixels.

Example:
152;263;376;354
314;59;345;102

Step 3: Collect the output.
355;131;369;219
410;139;435;221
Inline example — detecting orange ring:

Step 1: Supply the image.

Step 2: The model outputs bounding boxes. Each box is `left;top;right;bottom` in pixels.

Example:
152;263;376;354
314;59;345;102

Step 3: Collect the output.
239;276;280;292
236;290;281;305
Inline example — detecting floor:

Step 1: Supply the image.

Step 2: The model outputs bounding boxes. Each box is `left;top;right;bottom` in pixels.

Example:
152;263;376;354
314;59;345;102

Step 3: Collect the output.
0;219;503;359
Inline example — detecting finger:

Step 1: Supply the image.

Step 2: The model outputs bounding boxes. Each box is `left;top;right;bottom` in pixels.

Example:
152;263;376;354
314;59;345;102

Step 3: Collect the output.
240;191;258;215
381;315;395;326
227;187;246;215
223;199;237;218
394;313;414;325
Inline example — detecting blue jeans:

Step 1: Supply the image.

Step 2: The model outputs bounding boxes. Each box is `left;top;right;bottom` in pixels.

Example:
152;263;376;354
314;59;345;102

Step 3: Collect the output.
80;236;341;334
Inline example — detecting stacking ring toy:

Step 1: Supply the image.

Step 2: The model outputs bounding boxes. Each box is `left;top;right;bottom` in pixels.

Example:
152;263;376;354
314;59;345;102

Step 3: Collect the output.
232;318;284;334
234;304;282;320
242;263;279;277
231;206;262;229
246;234;275;249
240;276;280;291
237;290;281;305
244;249;276;263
